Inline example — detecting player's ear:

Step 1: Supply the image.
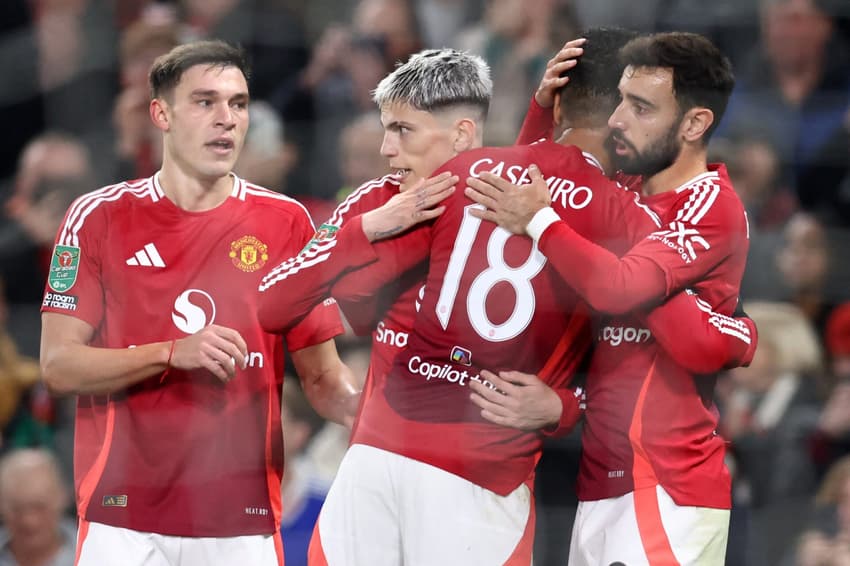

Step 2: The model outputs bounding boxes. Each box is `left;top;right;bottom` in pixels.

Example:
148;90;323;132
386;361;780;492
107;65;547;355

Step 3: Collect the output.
553;91;563;128
453;118;477;153
149;97;170;132
681;107;714;143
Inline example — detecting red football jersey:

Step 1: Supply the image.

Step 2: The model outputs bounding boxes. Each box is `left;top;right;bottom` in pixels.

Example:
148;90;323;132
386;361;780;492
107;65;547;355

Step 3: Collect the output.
41;174;343;537
325;142;656;495
536;165;750;508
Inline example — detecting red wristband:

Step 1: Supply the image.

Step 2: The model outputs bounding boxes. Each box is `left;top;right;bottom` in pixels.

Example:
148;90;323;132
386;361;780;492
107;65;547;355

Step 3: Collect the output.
160;339;176;383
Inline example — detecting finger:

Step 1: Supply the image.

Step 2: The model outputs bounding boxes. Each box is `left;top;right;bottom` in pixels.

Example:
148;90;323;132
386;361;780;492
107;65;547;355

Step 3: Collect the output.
479;369;518;396
551;60;577;74
469;391;513;418
204;359;231;383
423;172;457;189
528;164;544;183
467;207;499;224
463;187;498;210
421;184;455;207
479;409;516;428
562;38;587;49
465;177;503;200
469;377;511;404
213;335;247;369
415;206;446;222
399;176;426;193
497;370;539;387
477;172;516;193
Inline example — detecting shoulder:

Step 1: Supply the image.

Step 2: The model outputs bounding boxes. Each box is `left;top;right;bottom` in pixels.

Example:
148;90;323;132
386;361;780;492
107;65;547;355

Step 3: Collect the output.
671;165;745;224
327;174;401;226
238;179;314;223
56;177;155;244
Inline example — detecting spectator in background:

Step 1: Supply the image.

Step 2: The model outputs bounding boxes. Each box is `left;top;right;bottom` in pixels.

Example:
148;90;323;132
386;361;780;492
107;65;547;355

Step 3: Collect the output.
280;378;331;566
0;279;41;451
0;0;44;183
794;455;850;566
34;0;118;174
234;100;298;192
721;302;823;566
0;448;75;566
719;134;797;231
775;212;838;337
457;0;575;145
810;304;850;477
113;17;179;179
718;0;850;218
336;111;388;200
293;0;422;200
0;132;94;311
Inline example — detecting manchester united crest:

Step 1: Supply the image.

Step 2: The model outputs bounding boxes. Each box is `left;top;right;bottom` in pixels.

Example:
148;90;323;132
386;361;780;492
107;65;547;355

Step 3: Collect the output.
229;235;269;272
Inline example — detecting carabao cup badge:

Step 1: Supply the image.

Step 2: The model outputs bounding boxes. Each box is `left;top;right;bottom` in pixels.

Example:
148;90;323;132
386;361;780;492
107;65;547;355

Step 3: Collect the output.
229;235;269;272
48;245;81;292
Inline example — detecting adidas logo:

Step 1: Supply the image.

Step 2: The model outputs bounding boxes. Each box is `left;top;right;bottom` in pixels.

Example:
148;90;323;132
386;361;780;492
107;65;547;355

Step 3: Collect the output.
126;243;166;267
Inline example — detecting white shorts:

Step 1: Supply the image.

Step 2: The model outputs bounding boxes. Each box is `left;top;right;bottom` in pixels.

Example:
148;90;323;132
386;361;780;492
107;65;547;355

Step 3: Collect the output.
75;519;284;566
309;444;535;566
568;485;729;566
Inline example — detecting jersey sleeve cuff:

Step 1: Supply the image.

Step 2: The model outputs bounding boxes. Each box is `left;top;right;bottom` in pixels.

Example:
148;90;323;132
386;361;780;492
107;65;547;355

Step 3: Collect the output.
526;207;560;243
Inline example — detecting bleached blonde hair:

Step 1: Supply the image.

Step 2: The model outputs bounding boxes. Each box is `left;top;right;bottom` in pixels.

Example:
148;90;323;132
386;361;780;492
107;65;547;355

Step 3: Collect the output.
372;48;492;123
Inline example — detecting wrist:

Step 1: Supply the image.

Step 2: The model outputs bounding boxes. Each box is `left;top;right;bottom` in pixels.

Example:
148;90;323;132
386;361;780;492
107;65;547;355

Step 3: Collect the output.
526;207;559;243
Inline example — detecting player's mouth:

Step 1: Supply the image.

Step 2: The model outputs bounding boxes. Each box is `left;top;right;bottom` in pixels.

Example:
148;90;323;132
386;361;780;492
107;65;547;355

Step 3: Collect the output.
610;133;632;156
206;138;235;155
392;168;412;179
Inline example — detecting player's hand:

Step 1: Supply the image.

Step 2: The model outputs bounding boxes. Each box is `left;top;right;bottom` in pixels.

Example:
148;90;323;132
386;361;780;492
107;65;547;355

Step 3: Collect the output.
535;38;585;108
465;164;551;234
170;324;248;383
361;172;457;242
469;369;563;431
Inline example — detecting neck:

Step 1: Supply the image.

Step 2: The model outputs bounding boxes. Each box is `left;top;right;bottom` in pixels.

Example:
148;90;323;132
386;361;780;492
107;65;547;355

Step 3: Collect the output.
642;144;709;196
557;127;613;176
11;534;62;566
774;62;822;106
158;155;234;212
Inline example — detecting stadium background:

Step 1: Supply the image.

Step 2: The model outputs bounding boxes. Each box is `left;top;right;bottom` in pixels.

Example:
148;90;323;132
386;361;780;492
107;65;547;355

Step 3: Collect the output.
1;0;849;564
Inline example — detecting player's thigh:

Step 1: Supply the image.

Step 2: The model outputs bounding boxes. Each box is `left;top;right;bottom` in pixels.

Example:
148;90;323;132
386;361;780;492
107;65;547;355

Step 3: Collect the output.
655;486;729;566
569;487;729;566
569;495;647;566
76;520;283;566
76;520;165;566
180;532;283;566
309;444;402;566
398;458;535;566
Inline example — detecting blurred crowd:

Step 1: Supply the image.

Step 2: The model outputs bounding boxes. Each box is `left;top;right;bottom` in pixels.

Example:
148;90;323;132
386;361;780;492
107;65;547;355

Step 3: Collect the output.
0;0;849;565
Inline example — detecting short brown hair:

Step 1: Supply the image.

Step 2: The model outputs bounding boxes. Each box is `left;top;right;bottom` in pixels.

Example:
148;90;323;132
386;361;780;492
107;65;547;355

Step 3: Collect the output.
620;32;735;142
148;40;251;99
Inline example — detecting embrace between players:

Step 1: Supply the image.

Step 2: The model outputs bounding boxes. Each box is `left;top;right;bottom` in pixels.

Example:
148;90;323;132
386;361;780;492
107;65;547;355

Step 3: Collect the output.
41;26;756;566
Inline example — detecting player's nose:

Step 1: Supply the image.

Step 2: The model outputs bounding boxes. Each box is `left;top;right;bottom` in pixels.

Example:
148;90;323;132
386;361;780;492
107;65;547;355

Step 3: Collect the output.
380;133;397;158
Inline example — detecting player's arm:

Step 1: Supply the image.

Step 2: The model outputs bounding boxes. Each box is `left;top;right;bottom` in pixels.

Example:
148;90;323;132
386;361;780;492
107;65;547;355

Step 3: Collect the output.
646;291;758;374
467;165;743;314
515;39;585;145
40;313;248;395
290;339;360;428
257;174;455;333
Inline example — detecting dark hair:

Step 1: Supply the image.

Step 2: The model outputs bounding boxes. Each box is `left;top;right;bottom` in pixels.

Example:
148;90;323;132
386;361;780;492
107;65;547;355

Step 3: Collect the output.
619;32;735;142
148;40;251;99
558;28;640;128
